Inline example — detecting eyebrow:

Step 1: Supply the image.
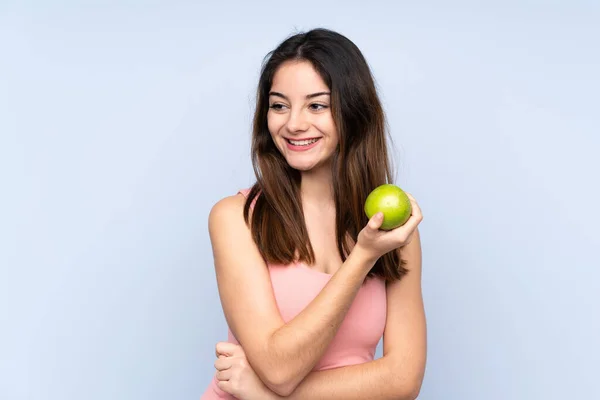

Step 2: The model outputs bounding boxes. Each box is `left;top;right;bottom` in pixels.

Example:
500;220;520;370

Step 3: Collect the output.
268;91;331;100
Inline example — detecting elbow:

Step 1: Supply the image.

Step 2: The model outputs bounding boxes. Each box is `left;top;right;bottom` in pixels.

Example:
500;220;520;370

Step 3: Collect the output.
262;372;298;397
396;378;423;400
403;385;422;400
252;340;307;396
257;353;306;396
249;350;303;396
269;383;296;398
388;369;423;400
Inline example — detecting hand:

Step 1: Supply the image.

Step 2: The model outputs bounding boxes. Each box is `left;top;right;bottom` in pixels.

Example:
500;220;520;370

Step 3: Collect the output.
355;192;423;263
214;342;276;400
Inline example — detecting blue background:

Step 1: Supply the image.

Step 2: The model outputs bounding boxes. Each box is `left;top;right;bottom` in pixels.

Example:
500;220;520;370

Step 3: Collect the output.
1;1;598;399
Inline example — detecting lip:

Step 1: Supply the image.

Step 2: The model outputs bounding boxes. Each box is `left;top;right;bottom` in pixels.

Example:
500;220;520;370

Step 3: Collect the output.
285;137;322;152
284;137;322;141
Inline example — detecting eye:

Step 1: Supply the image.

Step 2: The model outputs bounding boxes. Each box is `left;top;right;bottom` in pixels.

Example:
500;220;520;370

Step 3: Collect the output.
310;103;328;111
269;103;287;111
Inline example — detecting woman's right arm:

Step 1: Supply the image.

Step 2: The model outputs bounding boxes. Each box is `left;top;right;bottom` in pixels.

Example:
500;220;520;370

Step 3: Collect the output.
208;194;377;396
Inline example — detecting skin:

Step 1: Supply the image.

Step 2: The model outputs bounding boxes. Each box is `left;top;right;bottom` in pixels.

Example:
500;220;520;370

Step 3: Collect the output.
267;59;339;204
209;60;426;399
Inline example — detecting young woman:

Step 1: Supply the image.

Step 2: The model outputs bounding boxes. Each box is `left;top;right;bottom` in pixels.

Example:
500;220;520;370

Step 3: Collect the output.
201;28;426;400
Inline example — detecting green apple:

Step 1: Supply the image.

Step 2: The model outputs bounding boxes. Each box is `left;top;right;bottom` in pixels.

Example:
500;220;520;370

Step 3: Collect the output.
364;184;412;230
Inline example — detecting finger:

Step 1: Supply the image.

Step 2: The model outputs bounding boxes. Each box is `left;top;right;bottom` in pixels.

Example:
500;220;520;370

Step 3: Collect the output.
214;357;231;371
405;193;423;221
216;380;232;394
215;341;240;357
216;368;232;381
367;212;384;231
395;213;422;243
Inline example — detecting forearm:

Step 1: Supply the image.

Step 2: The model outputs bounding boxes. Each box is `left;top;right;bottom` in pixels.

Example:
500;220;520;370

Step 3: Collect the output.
266;356;417;400
264;247;375;391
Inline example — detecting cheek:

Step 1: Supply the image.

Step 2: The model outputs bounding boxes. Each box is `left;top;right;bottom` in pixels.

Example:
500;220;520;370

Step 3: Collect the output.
267;113;283;134
320;116;336;135
267;119;283;150
332;129;340;144
318;119;338;143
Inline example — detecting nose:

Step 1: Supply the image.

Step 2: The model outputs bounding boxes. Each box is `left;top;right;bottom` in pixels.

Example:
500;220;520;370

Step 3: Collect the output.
286;109;310;133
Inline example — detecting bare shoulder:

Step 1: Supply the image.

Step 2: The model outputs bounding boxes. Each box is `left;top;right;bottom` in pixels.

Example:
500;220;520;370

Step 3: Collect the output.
208;193;247;227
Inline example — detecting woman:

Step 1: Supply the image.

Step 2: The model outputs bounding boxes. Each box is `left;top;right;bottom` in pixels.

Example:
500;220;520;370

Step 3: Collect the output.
201;28;426;399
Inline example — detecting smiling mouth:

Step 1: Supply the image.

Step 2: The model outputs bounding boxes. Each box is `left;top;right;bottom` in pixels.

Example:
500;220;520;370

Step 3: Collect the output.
286;138;321;146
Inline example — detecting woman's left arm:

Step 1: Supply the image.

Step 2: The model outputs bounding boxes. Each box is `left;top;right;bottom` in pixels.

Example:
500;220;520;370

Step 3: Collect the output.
216;228;427;400
277;228;427;400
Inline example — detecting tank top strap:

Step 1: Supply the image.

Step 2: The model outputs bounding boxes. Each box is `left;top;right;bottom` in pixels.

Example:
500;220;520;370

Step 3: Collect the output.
238;187;259;210
238;188;251;198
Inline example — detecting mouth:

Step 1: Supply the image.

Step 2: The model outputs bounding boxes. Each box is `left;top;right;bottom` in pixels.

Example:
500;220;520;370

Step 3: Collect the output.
285;137;321;146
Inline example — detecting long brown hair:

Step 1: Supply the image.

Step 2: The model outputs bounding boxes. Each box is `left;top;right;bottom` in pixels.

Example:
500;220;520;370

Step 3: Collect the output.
243;28;408;282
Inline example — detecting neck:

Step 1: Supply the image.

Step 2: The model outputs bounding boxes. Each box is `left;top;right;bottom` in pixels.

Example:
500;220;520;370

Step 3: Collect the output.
299;164;334;207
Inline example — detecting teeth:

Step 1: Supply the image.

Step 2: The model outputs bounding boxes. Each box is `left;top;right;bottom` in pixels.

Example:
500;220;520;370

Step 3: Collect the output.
289;138;319;146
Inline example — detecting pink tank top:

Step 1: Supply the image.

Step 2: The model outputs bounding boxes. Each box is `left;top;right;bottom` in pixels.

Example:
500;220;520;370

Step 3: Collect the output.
201;189;387;399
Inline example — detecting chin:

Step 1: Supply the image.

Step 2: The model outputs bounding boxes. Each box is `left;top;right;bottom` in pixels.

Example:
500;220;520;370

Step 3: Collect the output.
282;156;314;170
289;162;316;171
291;159;334;173
280;148;335;171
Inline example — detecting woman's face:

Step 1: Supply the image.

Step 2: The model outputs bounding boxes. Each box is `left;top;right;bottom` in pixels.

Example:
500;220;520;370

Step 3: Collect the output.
267;60;339;172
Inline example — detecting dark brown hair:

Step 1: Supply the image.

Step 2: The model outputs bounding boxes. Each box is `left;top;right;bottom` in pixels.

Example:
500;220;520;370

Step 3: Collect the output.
243;28;408;282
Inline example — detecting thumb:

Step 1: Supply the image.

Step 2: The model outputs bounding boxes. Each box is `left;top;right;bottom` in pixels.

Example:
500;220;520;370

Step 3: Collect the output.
368;212;384;231
215;341;242;357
